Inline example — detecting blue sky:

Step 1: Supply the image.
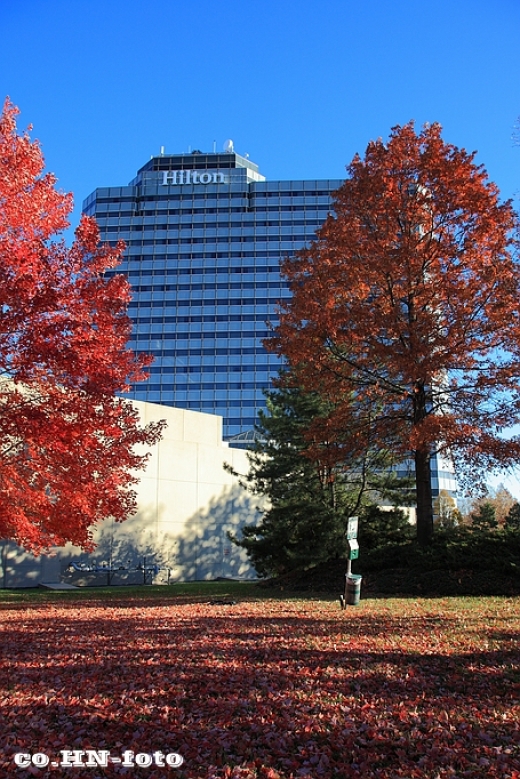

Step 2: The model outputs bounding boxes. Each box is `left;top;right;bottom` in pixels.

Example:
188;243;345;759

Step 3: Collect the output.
2;0;520;496
1;0;519;237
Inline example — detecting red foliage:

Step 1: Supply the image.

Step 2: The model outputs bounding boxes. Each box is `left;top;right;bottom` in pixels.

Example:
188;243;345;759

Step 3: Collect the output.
269;122;520;544
0;594;519;778
0;99;164;552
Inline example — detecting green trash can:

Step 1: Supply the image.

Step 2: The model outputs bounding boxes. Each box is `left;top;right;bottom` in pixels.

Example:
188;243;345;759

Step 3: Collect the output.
345;574;362;605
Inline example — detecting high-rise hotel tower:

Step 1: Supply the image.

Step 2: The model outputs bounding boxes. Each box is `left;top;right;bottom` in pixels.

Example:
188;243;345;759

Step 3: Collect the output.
83;144;457;499
83;145;340;442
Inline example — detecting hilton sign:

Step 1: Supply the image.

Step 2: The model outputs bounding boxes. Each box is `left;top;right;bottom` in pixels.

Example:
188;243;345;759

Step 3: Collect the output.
162;170;228;186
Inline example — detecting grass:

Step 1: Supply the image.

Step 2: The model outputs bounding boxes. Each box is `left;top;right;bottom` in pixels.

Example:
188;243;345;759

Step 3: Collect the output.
2;527;519;607
0;580;272;605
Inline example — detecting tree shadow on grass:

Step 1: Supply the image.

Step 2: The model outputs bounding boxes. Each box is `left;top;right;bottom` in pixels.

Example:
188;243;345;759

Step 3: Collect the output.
0;602;519;778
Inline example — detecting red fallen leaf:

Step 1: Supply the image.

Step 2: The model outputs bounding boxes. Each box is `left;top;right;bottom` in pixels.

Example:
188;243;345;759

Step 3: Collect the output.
260;768;282;779
0;596;519;778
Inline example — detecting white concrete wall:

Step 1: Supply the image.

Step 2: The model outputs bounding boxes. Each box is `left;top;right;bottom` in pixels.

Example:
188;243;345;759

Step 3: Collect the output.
0;401;261;588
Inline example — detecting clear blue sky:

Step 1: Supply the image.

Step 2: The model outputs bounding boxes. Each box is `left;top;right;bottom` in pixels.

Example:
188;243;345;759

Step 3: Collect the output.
1;0;519;236
2;0;520;496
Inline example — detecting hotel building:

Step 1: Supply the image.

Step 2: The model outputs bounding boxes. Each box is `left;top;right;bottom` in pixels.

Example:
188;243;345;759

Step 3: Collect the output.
83;145;457;498
83;145;338;443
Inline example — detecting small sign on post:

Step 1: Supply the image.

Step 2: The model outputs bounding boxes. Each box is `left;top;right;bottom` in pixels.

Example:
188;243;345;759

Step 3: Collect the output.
346;516;359;540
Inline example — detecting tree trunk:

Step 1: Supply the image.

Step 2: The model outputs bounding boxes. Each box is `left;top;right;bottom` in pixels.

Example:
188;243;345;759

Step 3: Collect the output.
412;379;435;546
415;447;434;545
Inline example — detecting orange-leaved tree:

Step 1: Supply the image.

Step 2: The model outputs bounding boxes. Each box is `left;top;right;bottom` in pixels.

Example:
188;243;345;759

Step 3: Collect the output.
268;122;520;545
0;99;164;552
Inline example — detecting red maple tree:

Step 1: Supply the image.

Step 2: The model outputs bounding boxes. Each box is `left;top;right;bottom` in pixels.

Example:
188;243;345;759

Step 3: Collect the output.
0;99;164;552
269;122;520;545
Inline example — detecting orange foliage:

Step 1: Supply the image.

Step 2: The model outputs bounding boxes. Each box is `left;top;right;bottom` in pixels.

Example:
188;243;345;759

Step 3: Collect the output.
269;122;520;543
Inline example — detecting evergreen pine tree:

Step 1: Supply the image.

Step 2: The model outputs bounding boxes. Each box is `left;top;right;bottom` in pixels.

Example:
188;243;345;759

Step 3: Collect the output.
471;501;498;532
229;372;411;576
505;502;520;532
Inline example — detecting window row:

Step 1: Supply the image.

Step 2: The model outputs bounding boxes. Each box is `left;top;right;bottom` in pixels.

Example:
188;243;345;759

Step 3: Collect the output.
121;253;288;263
94;205;331;220
124;268;284;278
129;307;274;321
123;235;310;245
129;292;278;302
141;347;267;357
95;192;247;204
151;346;272;355
141;381;265;391
101;218;323;231
133;313;270;323
131;332;273;343
95;189;333;204
130;390;263;411
126;281;286;291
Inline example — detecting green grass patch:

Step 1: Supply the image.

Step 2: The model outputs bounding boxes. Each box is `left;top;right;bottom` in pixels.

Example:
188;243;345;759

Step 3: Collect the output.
0;580;263;605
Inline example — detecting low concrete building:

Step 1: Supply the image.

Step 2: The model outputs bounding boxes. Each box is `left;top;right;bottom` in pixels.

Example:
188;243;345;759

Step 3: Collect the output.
0;401;260;588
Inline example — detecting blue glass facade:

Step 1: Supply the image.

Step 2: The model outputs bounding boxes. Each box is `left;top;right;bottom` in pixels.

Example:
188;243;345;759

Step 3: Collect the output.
83;149;457;500
83;150;340;440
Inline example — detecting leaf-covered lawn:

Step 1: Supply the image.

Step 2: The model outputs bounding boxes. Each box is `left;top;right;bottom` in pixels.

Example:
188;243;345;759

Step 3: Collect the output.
1;594;519;778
